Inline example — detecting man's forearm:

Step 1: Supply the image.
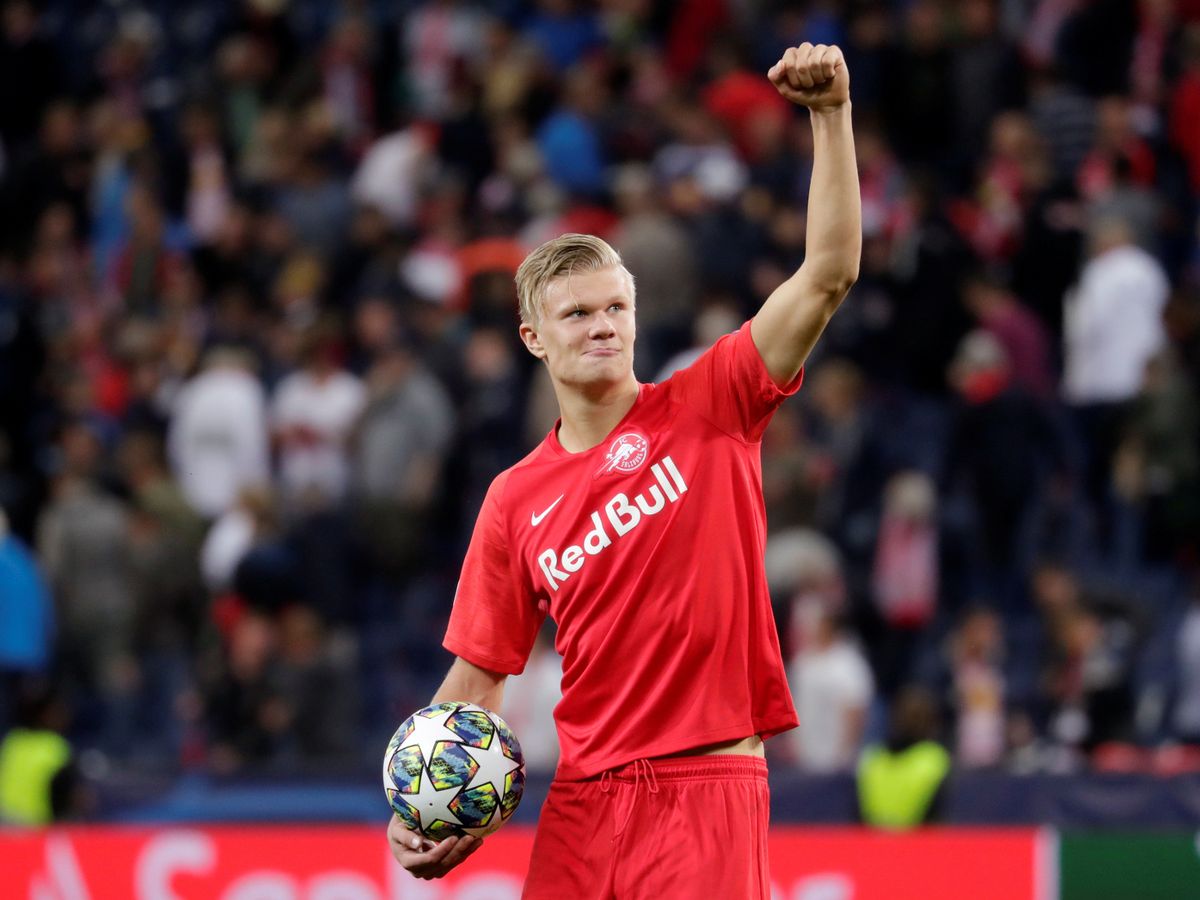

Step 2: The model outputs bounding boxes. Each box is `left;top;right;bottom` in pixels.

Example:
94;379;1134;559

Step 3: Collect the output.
431;657;507;711
802;104;861;297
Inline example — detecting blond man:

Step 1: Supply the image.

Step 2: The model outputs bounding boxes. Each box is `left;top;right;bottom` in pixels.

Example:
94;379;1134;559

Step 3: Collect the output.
389;43;861;898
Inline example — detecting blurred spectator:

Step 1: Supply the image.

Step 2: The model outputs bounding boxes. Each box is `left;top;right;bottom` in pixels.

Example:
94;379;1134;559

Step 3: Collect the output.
1028;65;1095;185
270;321;366;511
1044;603;1138;755
948;607;1006;769
453;232;525;323
950;0;1026;163
842;3;889;113
759;401;820;533
1128;0;1175;115
272;125;353;260
881;0;955;167
653;103;748;215
0;259;43;531
351;327;455;578
1169;24;1200;193
231;511;304;616
123;324;183;439
856;685;950;829
804;358;889;552
273;605;359;764
1082;130;1160;255
180;104;234;247
111;183;185;316
1063;216;1168;536
764;527;845;623
214;34;272;162
1076;96;1155;204
3;100;89;258
786;602;874;773
403;0;488;120
1114;349;1200;562
612;164;702;379
961;268;1055;401
1033;563;1141;755
36;422;136;744
168;347;270;519
1064;218;1169;407
192;203;262;299
663;0;729;83
351;128;433;231
535;61;608;199
329;209;407;312
1004;707;1074;774
315;16;378;157
855;123;909;246
0;0;60;154
120;428;206;629
944;330;1068;597
871;471;939;694
1008;161;1085;344
523;0;604;73
1055;0;1137;97
1174;584;1200;743
951;111;1044;263
0;681;87;825
701;38;790;165
0;508;53;727
454;325;530;520
87;97;138;285
201;486;276;599
888;177;975;393
204;609;287;772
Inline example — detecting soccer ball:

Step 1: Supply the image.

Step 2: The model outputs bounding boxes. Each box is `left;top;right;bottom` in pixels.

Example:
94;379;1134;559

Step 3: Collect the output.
383;701;526;841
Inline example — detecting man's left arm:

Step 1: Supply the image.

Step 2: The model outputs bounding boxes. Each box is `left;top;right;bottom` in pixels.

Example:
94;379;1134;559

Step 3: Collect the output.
751;43;862;386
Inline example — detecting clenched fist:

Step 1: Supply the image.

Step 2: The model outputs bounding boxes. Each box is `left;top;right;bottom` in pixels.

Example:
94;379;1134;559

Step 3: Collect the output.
768;43;850;113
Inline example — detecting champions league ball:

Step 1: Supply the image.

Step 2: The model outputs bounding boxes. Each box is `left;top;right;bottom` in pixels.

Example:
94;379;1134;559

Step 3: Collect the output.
383;701;526;841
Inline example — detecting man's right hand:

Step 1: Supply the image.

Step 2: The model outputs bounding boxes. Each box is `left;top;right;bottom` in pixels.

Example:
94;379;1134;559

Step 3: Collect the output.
387;815;483;880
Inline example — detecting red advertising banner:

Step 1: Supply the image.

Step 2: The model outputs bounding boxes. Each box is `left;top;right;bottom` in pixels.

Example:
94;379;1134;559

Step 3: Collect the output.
0;825;1041;900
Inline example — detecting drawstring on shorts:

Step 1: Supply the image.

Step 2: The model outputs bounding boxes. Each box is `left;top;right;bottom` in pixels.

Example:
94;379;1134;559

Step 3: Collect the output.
599;758;660;843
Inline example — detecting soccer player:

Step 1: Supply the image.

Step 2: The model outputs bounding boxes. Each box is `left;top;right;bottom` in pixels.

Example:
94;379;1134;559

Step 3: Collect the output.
388;42;860;897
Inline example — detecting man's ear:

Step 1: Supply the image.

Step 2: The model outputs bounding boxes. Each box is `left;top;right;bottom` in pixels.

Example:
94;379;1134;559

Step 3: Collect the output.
519;322;546;360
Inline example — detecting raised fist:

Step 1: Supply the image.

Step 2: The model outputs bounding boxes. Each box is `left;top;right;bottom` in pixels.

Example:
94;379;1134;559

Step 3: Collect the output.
768;43;850;112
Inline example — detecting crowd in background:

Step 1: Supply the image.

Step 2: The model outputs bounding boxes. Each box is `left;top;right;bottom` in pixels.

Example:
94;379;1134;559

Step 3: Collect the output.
2;0;1200;818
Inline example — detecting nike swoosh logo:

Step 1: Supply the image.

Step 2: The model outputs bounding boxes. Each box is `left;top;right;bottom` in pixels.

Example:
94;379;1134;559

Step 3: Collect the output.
531;494;565;527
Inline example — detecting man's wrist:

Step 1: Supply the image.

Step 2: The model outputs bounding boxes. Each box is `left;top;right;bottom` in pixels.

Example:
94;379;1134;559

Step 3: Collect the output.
809;101;852;121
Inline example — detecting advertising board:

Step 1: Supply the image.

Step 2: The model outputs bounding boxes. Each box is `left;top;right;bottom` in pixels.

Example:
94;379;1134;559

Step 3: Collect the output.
1;826;1042;900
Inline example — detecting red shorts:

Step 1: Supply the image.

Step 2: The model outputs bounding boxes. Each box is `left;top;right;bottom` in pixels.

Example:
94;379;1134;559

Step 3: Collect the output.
522;755;771;900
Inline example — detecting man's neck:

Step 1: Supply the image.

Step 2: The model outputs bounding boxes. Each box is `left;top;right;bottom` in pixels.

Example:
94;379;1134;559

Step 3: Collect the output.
554;379;640;453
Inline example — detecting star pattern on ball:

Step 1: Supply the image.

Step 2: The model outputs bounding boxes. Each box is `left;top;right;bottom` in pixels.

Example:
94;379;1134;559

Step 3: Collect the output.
463;735;523;802
398;705;462;764
405;758;466;834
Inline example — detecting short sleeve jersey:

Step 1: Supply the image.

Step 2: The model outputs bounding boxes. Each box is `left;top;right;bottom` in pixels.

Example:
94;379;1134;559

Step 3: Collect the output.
444;322;801;780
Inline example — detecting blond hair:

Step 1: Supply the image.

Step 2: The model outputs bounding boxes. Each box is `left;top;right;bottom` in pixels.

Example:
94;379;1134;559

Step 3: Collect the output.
515;233;631;325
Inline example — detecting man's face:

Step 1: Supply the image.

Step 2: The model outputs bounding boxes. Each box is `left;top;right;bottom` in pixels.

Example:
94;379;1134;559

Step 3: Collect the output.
520;266;636;390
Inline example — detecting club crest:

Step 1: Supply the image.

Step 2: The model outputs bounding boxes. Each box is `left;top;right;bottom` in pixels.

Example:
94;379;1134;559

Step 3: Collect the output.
595;432;649;477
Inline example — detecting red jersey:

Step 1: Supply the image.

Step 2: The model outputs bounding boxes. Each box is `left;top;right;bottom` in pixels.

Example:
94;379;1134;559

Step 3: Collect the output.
444;322;800;780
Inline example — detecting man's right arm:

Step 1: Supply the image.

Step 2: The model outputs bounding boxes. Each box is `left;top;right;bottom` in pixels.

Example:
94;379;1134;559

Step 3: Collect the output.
387;658;508;880
392;469;531;880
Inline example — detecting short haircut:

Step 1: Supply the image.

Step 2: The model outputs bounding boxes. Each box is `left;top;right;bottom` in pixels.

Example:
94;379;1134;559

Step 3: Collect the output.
515;233;631;325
